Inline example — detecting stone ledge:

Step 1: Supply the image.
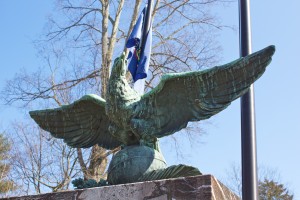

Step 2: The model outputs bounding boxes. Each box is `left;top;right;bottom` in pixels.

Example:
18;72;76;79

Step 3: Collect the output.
2;175;240;200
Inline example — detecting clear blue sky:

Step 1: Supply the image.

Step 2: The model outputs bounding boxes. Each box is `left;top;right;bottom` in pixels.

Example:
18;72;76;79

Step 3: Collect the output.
0;0;299;198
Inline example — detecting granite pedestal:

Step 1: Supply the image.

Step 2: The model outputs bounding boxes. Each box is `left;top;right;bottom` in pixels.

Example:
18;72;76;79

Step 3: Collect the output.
2;175;240;200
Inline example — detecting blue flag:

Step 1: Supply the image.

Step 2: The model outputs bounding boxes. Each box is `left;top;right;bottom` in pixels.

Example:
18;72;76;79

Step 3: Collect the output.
127;6;152;82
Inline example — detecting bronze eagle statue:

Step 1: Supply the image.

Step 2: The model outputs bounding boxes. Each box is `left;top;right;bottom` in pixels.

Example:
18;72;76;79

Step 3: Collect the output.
29;45;275;184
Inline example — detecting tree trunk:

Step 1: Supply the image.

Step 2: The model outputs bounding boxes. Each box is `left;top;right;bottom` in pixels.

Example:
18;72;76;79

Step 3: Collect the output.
81;1;110;182
101;1;110;99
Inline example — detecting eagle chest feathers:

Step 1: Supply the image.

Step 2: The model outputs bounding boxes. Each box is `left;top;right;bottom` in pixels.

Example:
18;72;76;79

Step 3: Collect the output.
106;77;140;128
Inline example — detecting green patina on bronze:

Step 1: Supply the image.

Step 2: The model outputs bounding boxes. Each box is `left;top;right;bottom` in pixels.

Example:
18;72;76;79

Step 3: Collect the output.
107;145;167;185
29;45;275;185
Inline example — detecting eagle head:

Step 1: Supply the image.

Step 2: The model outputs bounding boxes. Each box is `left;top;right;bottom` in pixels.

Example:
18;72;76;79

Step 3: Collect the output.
111;52;127;78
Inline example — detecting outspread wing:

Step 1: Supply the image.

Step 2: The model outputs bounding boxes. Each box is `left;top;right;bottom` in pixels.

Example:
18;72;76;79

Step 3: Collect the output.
29;94;122;149
135;45;275;138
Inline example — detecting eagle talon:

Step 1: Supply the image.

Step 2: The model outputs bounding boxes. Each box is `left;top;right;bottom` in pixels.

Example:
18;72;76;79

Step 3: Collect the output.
139;136;160;152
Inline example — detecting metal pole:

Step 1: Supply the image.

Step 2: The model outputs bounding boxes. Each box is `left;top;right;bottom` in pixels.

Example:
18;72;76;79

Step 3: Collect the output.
239;0;259;199
133;0;152;94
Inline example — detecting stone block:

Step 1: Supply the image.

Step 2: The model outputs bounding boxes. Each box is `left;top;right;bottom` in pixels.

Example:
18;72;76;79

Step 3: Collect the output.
2;175;240;200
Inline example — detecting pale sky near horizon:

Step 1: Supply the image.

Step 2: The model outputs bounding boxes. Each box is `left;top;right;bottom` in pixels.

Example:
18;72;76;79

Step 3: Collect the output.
0;0;299;198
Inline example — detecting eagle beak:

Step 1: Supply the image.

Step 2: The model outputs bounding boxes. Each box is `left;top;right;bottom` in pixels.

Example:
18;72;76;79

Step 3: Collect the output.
121;52;127;76
121;52;126;59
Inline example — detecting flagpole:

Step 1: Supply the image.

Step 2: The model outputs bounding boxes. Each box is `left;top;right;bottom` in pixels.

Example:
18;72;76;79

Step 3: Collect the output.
239;0;259;199
133;0;153;94
141;0;152;54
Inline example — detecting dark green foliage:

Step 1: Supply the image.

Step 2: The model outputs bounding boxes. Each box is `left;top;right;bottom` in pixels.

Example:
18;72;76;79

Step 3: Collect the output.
72;178;108;189
259;179;293;200
0;134;15;193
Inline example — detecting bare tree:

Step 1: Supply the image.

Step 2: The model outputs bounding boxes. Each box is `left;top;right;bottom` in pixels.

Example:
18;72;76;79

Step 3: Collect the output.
8;119;80;195
223;163;243;197
223;163;294;199
2;0;224;105
1;0;228;193
0;134;15;197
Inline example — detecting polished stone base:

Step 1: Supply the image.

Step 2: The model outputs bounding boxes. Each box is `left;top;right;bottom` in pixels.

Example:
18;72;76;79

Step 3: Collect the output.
2;175;240;200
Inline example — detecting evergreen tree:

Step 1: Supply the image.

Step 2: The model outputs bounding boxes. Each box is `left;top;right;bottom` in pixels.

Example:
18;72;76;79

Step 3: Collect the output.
259;179;293;200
